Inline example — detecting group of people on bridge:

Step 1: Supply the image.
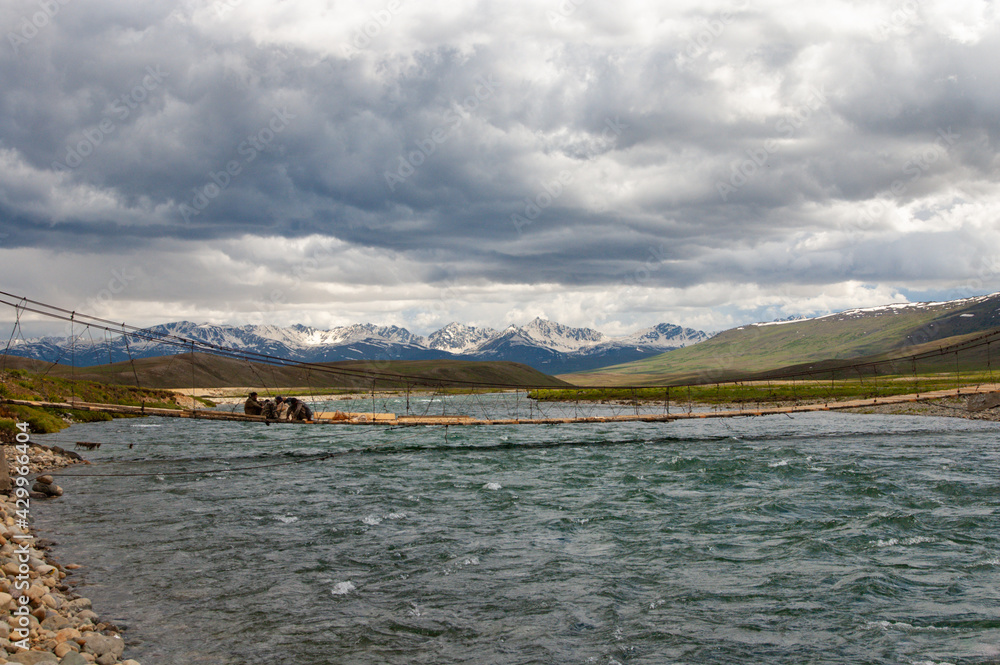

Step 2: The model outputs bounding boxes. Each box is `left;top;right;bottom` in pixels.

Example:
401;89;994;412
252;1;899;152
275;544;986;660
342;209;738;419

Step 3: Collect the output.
243;392;314;421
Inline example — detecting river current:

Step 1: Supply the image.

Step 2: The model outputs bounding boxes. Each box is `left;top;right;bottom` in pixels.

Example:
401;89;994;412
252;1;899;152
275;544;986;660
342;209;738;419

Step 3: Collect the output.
32;397;1000;664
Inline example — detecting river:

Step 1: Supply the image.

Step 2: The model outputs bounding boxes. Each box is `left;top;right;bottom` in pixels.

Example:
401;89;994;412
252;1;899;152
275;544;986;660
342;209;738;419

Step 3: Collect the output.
32;398;1000;664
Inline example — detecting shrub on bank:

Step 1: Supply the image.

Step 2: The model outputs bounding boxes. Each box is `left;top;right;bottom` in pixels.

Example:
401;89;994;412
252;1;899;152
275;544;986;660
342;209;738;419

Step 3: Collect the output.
2;404;70;433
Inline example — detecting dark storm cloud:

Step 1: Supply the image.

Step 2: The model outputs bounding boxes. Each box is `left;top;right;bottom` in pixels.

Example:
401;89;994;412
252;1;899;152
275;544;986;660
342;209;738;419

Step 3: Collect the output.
1;0;999;333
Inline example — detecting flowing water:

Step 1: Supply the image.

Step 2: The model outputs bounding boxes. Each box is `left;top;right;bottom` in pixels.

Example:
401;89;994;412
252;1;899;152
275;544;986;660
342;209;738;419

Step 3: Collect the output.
32;397;1000;664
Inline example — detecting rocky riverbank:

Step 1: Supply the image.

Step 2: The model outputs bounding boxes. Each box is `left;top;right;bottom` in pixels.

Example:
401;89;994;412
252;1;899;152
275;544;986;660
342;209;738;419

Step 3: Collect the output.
842;395;1000;421
1;444;141;665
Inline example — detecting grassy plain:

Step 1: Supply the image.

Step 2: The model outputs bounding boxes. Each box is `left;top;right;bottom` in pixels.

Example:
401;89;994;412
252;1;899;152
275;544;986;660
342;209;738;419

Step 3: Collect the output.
3;354;569;391
531;372;996;405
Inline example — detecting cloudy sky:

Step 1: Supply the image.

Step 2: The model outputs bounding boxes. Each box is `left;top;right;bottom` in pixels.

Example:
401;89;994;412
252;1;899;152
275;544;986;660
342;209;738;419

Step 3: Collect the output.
1;0;998;338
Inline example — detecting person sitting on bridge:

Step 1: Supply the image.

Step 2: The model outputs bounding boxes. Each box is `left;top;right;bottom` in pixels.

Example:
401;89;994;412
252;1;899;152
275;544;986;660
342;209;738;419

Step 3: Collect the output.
260;398;279;420
275;395;313;421
244;392;263;416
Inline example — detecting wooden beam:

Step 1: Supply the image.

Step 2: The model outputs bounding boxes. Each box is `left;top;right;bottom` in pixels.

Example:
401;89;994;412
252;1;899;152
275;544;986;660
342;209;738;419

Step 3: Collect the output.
0;444;10;493
4;383;998;428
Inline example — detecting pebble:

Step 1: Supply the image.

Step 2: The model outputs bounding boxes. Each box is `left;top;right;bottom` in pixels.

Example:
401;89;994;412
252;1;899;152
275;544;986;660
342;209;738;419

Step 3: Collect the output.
58;654;89;665
53;643;75;658
7;652;59;664
0;445;141;665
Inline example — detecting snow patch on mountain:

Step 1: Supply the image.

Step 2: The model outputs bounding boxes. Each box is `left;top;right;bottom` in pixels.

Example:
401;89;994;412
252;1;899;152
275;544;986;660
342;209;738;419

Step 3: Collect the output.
618;323;709;347
428;323;499;353
518;318;607;352
753;292;1000;327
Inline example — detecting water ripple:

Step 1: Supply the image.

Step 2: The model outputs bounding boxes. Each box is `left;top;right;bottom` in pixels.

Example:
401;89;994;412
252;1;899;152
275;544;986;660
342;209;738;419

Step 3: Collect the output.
32;409;1000;665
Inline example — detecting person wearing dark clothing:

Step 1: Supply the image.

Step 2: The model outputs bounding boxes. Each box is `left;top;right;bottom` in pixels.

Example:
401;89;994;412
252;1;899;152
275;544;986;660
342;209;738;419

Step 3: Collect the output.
244;392;263;416
260;399;278;420
276;395;313;421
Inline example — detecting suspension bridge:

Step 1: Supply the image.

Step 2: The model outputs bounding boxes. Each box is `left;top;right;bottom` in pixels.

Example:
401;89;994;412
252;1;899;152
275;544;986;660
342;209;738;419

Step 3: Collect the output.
2;290;1000;428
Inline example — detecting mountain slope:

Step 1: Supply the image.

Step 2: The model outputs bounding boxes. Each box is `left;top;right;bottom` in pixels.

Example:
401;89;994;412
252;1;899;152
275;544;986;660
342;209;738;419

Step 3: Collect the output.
564;293;1000;386
3;354;571;390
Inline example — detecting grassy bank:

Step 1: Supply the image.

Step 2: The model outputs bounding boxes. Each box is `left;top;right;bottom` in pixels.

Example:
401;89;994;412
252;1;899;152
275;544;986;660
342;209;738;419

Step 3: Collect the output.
0;368;183;437
530;372;995;405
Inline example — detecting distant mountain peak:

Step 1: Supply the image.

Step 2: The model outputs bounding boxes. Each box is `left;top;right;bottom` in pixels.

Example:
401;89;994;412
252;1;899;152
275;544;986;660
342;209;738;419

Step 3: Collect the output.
428;322;498;353
517;318;606;352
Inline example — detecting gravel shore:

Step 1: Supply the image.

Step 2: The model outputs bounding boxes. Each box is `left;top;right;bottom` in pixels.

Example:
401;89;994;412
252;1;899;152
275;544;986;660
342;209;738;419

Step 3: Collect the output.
1;443;141;665
841;395;1000;421
597;394;1000;423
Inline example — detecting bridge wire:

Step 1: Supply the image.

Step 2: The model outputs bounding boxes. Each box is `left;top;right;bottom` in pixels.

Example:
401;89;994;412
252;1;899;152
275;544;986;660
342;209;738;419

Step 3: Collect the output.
244;357;272;398
2;298;27;374
989;340;994;384
104;329;113;367
70;314;75;403
0;293;567;390
5;290;1000;399
120;332;145;412
84;326;99;370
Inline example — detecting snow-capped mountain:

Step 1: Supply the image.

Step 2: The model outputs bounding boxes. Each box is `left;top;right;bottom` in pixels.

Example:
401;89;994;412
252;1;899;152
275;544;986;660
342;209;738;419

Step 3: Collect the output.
617;323;709;347
427;323;499;353
6;318;708;374
518;318;607;352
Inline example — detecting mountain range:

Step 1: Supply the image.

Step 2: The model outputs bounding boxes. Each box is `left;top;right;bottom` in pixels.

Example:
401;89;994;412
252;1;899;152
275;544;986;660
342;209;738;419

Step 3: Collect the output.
5;318;709;375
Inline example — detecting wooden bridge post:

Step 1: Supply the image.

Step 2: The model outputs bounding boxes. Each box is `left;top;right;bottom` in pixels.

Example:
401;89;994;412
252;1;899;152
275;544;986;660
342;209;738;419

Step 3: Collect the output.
0;445;11;493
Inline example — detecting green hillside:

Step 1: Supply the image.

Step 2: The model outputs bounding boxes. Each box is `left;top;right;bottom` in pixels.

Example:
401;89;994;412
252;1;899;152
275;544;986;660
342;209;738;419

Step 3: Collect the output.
564;293;1000;386
2;353;570;391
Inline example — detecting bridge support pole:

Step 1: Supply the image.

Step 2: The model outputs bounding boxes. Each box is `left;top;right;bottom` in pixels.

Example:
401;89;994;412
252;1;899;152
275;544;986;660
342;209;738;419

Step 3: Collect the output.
0;445;11;493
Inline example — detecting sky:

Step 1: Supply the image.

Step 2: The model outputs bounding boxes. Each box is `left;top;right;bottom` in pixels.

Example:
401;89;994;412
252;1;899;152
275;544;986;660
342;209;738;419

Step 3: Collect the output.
1;0;999;338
